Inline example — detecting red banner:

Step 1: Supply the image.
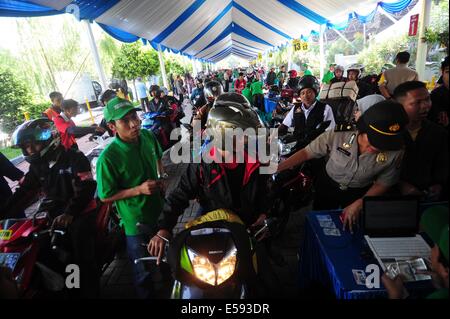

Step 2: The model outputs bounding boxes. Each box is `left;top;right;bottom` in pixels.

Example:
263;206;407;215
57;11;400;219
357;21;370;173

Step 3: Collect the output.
409;14;419;36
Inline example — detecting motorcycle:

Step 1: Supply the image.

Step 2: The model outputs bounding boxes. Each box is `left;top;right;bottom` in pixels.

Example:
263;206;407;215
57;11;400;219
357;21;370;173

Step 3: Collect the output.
0;199;122;298
270;100;293;128
142;104;184;151
134;210;282;299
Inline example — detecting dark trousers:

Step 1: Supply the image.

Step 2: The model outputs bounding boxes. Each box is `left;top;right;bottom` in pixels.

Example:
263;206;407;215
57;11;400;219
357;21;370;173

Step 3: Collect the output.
68;211;100;298
253;94;265;113
126;234;172;299
140;97;150;112
313;166;371;210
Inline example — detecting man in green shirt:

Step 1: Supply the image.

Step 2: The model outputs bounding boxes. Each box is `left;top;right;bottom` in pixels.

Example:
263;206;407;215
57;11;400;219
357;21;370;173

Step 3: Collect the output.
241;83;253;107
96;97;168;298
303;63;313;76
250;76;265;112
322;64;336;84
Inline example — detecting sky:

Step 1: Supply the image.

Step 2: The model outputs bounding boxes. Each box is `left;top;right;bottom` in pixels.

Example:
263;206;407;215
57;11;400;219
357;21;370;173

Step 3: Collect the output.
0;14;104;55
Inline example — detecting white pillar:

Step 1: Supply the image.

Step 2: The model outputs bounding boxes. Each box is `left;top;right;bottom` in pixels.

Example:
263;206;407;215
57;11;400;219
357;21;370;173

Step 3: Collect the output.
287;43;293;70
319;24;325;82
157;43;169;89
83;20;107;91
363;23;367;47
415;0;432;80
191;59;197;78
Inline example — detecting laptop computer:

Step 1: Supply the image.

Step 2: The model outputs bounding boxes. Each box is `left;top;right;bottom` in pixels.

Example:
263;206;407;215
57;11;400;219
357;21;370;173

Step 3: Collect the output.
362;196;432;282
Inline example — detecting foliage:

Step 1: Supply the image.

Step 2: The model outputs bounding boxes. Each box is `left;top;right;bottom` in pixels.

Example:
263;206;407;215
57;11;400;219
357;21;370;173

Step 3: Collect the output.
99;35;121;78
112;42;160;80
424;0;449;53
0;147;22;160
0;70;32;134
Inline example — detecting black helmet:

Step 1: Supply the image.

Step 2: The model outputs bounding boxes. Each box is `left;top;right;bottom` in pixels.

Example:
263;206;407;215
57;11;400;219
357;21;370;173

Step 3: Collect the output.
204;80;224;102
11;119;61;164
297;75;320;95
206;101;263;149
214;92;251;109
149;85;160;95
100;89;117;106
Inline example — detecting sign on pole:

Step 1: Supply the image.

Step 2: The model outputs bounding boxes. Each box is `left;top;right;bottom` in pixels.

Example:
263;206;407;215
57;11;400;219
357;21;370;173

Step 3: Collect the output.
409;14;419;36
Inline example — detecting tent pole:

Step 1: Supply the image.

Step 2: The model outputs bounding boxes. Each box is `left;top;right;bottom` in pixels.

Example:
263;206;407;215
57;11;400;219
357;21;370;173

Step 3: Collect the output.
333;29;356;49
379;7;398;24
415;0;432;80
319;24;325;82
191;59;197;78
157;43;169;89
83;20;108;91
287;43;293;70
363;23;367;47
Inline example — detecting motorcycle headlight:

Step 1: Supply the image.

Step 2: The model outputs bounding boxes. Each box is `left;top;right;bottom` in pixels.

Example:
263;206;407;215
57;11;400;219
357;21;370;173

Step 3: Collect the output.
187;249;216;286
187;247;237;286
216;248;237;285
278;141;297;156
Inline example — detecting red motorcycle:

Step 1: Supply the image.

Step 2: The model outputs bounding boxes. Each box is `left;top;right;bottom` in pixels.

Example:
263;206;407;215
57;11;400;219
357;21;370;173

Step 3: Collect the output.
0;200;122;298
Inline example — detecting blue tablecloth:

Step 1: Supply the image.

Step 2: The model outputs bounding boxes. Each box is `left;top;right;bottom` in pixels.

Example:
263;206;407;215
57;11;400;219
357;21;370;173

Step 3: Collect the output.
299;209;440;299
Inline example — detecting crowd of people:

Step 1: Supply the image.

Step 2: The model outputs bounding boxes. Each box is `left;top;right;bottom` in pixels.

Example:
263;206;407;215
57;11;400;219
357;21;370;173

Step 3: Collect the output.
0;50;448;300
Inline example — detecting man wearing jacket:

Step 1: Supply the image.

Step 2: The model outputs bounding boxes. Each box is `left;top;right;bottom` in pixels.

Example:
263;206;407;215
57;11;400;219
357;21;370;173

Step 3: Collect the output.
2;119;99;298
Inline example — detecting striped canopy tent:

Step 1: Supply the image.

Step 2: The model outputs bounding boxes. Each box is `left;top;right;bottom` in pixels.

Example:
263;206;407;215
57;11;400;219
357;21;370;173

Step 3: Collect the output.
1;0;413;63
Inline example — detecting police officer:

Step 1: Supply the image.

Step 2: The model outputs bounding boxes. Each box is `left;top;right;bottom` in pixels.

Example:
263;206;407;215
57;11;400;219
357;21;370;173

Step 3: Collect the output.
277;100;409;232
278;75;335;144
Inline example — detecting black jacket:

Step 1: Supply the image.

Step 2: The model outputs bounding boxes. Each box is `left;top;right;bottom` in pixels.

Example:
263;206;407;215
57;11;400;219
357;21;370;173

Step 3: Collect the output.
429;85;449;126
158;155;271;232
266;71;277;86
0;153;23;204
2;147;97;219
401;120;448;191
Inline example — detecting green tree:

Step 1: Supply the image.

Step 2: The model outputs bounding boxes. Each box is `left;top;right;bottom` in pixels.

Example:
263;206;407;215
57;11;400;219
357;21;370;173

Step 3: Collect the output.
112;42;160;80
0;70;31;134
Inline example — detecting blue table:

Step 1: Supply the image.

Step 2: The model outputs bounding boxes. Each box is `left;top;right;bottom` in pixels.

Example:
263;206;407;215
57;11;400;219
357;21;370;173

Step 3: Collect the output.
299;209;437;299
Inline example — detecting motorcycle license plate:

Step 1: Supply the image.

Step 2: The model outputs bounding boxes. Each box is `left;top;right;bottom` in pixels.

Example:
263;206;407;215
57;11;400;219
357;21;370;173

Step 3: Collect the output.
0;253;21;271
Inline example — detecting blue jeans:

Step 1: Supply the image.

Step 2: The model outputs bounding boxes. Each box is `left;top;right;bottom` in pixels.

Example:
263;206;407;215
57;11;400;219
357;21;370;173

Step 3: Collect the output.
126;234;171;299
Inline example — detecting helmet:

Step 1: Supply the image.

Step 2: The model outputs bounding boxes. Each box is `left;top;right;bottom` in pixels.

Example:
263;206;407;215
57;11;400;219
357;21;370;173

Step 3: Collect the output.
100;89;117;106
11;119;61;164
288;70;298;78
334;65;344;73
297;75;320;95
204;80;224;102
246;67;254;75
347;63;364;79
206;101;263;149
214;92;251;109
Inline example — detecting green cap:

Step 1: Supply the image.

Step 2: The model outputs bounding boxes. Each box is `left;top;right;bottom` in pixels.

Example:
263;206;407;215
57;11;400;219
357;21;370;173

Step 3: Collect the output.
420;206;449;262
104;97;140;122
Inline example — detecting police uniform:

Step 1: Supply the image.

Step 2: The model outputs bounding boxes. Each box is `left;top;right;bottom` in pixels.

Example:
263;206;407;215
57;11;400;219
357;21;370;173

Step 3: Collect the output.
306;129;404;210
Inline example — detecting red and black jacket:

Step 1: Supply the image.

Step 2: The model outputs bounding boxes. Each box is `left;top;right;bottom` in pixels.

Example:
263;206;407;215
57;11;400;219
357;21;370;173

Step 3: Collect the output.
158;147;271;232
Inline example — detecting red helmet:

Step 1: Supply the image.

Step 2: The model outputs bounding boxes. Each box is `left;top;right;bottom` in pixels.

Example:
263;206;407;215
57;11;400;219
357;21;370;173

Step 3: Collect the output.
288;70;297;78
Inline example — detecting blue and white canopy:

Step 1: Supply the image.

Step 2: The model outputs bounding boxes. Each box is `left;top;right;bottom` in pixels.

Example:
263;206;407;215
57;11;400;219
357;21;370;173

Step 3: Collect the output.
0;0;413;62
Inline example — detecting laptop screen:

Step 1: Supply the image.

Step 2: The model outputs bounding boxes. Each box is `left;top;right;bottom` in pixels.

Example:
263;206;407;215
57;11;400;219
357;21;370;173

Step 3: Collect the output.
363;196;420;237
